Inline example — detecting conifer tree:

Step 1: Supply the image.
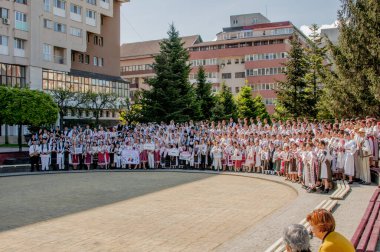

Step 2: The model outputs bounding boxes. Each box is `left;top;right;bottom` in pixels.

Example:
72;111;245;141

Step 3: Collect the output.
211;83;237;121
252;95;270;122
236;86;255;119
321;0;380;117
276;33;310;118
140;24;200;122
195;66;214;120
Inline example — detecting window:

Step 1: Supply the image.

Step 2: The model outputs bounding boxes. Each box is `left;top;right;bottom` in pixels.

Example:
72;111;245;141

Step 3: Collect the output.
234;58;239;64
98;37;103;46
54;0;65;9
86;9;96;19
85;55;89;64
222;73;231;79
43;43;52;61
14;38;25;49
15;11;26;22
235;72;245;78
0;35;8;46
43;19;54;29
0;63;26;88
93;35;98;45
93;56;97;66
106;111;109;118
235;87;240;93
87;0;97;5
70;4;81;15
43;0;50;12
98;58;103;67
0;8;9;19
54;22;66;33
70;27;82;37
227;59;231;65
78;54;84;63
71;51;75;62
15;0;27;4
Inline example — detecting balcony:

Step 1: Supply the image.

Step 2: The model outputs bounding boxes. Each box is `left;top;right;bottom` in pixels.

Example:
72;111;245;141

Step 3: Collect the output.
53;55;66;64
85;17;96;26
14;48;25;57
15;21;28;32
99;0;110;9
0;45;8;55
70;12;82;22
53;7;66;18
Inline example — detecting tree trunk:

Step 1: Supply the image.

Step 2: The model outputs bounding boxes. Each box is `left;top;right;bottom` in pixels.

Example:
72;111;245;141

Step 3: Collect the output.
18;124;22;152
4;124;9;145
59;111;64;130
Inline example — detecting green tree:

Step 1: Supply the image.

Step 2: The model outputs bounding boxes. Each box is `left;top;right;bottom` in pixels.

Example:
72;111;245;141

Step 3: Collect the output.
49;84;87;129
140;24;199;123
83;91;118;125
320;0;380;117
252;95;270;122
276;33;310;118
211;82;237;120
0;87;58;151
195;66;214;120
236;86;255;119
304;24;326;118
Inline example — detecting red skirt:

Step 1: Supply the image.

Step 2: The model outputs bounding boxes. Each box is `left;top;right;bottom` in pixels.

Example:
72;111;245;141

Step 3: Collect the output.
140;150;148;162
235;160;242;168
84;153;92;165
154;150;160;162
98;152;106;165
71;154;79;165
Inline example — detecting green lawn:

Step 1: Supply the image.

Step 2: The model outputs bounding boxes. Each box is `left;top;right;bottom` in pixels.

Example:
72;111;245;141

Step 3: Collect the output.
0;144;29;148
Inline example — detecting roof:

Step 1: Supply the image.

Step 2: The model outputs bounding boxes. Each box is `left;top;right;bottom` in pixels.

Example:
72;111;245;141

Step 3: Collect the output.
120;35;202;59
188;34;292;47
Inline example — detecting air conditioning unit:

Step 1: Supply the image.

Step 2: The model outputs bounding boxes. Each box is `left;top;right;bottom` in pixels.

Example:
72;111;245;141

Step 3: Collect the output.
2;18;10;25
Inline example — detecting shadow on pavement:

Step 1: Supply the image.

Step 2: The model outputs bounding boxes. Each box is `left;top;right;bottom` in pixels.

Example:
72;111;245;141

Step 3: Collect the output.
0;171;215;232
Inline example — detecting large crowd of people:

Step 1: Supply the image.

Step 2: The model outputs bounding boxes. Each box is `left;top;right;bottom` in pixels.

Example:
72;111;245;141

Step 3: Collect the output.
28;117;379;193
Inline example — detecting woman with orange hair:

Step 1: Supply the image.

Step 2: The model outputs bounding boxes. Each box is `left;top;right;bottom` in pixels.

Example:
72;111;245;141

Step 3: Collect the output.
306;209;354;252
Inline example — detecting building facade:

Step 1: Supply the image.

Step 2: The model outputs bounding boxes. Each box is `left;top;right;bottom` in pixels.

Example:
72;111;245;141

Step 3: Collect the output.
0;0;129;139
120;13;308;114
120;35;202;102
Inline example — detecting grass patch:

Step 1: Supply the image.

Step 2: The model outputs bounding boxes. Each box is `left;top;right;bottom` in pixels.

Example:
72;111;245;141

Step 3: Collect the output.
0;144;29;148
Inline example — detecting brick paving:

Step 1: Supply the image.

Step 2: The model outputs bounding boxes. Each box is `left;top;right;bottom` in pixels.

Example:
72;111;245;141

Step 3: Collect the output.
0;171;296;252
0;170;376;251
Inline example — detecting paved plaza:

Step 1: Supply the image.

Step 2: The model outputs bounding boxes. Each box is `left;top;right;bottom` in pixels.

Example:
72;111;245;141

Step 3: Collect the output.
0;171;376;251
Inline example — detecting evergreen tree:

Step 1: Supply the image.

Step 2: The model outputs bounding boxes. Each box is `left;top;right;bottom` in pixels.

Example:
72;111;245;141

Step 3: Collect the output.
236;86;256;119
216;82;237;120
320;0;380;117
252;95;270;122
276;33;310;118
210;99;225;122
304;24;326;118
195;66;214;120
140;24;200;123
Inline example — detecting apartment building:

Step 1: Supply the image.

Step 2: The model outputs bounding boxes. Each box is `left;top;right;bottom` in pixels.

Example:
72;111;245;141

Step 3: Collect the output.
120;13;308;114
120;35;202;101
0;0;129;139
189;13;308;113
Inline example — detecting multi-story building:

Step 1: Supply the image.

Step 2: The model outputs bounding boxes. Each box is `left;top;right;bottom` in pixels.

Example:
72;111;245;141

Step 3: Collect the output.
189;13;308;113
120;35;202;101
120;13;308;114
0;0;129;141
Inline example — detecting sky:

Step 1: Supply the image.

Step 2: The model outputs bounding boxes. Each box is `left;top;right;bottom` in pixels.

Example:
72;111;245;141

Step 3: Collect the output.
120;0;341;44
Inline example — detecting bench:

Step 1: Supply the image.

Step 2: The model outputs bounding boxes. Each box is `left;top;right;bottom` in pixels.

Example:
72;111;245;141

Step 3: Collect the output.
330;180;351;200
370;167;380;187
351;188;380;252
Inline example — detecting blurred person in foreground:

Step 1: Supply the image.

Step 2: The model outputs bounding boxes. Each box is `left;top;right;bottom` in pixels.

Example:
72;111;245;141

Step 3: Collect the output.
283;224;311;252
306;209;355;252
